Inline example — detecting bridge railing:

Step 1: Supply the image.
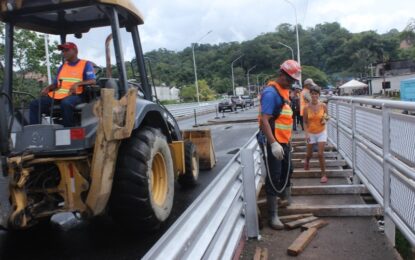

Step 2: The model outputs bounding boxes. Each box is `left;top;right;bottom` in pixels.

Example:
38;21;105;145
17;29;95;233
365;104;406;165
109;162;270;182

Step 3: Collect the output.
143;131;262;260
327;96;415;246
165;101;219;119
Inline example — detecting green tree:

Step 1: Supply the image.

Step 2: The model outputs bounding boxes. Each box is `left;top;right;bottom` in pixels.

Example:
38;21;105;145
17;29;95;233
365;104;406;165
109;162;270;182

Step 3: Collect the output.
209;76;232;94
198;80;216;101
180;85;196;102
302;65;329;88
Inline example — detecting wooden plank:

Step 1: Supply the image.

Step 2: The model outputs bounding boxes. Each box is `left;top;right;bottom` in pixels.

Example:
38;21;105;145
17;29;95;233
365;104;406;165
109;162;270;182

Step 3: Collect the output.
279;213;314;223
293;160;347;168
253;247;268;260
280;204;383;217
301;219;329;231
292;152;338;159
257;198;289;208
253;247;261;260
287;228;318;256
285;216;319;229
292;185;368;195
294;146;334;152
292;168;353;178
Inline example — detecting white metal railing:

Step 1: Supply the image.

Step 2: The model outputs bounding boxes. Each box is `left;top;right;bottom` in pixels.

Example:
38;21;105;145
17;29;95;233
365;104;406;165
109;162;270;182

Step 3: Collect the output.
327;96;415;246
165;101;220;119
143;132;262;259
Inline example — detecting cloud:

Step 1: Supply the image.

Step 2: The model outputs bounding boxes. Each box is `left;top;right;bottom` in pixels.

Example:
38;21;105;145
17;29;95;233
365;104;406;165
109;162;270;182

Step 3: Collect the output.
57;0;415;66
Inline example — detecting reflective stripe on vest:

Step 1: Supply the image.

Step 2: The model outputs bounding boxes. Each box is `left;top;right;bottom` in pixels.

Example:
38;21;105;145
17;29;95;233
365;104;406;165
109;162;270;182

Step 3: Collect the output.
274;102;293;143
49;60;87;100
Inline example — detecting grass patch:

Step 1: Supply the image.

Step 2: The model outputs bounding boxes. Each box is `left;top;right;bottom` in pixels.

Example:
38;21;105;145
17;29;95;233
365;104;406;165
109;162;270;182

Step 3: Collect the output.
159;100;180;105
396;228;413;260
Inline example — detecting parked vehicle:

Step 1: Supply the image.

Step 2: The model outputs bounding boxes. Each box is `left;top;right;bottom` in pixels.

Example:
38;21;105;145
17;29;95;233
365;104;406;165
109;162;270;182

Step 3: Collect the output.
231;96;246;109
241;95;254;107
219;98;237;112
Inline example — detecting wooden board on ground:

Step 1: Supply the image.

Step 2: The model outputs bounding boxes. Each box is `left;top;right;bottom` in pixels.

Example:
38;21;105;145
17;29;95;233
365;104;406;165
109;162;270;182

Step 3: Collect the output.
279;213;313;223
280;204;383;217
292;160;347;168
292;152;338;159
285;216;319;229
287;227;318;256
301;219;329;231
254;247;268;260
292;185;368;195
292;168;352;178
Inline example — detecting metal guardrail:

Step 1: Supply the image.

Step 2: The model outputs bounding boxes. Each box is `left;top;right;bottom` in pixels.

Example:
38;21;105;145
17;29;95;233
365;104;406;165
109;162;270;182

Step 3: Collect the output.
327;96;415;246
143;131;262;260
165;101;220;119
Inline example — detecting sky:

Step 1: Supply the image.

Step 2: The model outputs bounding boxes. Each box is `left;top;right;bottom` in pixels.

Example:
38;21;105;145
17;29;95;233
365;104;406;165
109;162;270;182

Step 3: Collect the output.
63;0;415;66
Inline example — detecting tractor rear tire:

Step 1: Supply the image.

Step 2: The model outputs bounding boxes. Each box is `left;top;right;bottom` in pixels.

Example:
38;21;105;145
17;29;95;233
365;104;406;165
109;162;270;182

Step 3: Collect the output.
110;126;174;231
178;141;199;188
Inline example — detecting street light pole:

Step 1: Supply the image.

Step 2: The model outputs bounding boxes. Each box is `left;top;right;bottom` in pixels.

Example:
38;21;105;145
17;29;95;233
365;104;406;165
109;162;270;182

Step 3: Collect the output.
277;41;294;60
284;0;302;87
247;65;256;96
231;54;244;96
256;74;260;94
192;30;212;105
44;34;52;85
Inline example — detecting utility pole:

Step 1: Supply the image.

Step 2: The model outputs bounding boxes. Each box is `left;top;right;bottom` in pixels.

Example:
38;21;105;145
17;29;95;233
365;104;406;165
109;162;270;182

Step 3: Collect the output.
277;41;294;60
192;30;212;105
231;54;244;96
247;65;256;96
284;0;302;87
44;34;52;85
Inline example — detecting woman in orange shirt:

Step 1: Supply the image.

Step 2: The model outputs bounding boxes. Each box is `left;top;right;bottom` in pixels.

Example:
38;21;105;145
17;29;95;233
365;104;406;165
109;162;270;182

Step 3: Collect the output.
303;85;329;183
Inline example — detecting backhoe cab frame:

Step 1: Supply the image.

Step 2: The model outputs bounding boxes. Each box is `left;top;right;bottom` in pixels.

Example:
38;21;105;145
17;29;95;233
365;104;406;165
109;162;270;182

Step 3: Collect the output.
0;0;191;229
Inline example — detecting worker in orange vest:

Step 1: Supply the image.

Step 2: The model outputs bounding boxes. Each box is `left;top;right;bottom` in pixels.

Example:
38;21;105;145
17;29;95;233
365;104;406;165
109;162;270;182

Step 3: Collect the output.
29;42;96;127
257;59;301;230
300;78;315;118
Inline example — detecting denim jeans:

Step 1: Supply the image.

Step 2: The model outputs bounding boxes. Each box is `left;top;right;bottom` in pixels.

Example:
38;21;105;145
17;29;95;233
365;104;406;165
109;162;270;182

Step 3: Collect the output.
29;95;82;127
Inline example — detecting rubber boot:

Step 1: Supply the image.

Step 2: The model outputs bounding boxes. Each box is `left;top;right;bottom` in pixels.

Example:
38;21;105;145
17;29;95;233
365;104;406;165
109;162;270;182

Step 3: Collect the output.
281;185;292;206
267;196;284;230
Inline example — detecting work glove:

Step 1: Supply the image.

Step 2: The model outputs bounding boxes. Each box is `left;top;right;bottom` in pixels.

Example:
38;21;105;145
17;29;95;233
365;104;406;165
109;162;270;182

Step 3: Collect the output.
271;142;285;160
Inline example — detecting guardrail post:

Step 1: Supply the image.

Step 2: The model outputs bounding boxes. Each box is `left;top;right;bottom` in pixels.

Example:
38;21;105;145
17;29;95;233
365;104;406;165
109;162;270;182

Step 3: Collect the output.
241;148;259;239
215;105;220;119
193;108;199;127
336;101;340;151
351;100;360;184
382;105;395;246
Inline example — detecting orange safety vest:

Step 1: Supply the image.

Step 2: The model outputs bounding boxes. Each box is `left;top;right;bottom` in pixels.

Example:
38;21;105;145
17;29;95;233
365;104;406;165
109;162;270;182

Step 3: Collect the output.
300;89;310;116
258;81;293;144
49;60;87;100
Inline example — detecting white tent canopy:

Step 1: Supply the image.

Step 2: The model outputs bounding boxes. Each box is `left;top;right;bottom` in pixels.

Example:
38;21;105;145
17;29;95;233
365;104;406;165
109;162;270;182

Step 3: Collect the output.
339;79;368;89
339;79;368;94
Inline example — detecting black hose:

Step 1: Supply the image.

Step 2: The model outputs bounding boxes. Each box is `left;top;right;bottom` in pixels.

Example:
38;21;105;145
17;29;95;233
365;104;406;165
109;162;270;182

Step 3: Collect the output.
262;140;292;194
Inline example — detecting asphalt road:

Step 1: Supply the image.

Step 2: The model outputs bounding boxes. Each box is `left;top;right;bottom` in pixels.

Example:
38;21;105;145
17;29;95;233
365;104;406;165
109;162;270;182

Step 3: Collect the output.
0;107;258;260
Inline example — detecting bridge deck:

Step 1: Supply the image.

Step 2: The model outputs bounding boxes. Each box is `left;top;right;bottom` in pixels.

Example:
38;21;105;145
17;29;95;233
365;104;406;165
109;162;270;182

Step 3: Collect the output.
241;132;400;259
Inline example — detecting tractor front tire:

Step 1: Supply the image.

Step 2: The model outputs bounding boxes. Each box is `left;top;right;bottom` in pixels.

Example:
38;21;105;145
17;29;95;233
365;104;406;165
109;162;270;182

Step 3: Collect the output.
110;126;174;231
178;141;199;188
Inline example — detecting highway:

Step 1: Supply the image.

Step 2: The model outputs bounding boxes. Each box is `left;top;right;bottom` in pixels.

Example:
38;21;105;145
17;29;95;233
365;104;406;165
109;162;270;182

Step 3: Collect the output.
0;107;259;260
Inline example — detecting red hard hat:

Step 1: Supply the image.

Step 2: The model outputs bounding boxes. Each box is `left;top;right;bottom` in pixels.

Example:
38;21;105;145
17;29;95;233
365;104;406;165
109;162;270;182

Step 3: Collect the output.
58;42;78;51
280;59;301;81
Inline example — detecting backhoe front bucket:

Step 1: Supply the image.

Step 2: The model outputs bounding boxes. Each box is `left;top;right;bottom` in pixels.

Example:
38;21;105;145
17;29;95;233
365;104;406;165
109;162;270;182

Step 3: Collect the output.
182;129;216;170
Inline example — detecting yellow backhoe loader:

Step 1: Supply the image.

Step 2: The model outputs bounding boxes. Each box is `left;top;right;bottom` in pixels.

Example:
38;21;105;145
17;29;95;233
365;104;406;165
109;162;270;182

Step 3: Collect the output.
0;0;215;230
